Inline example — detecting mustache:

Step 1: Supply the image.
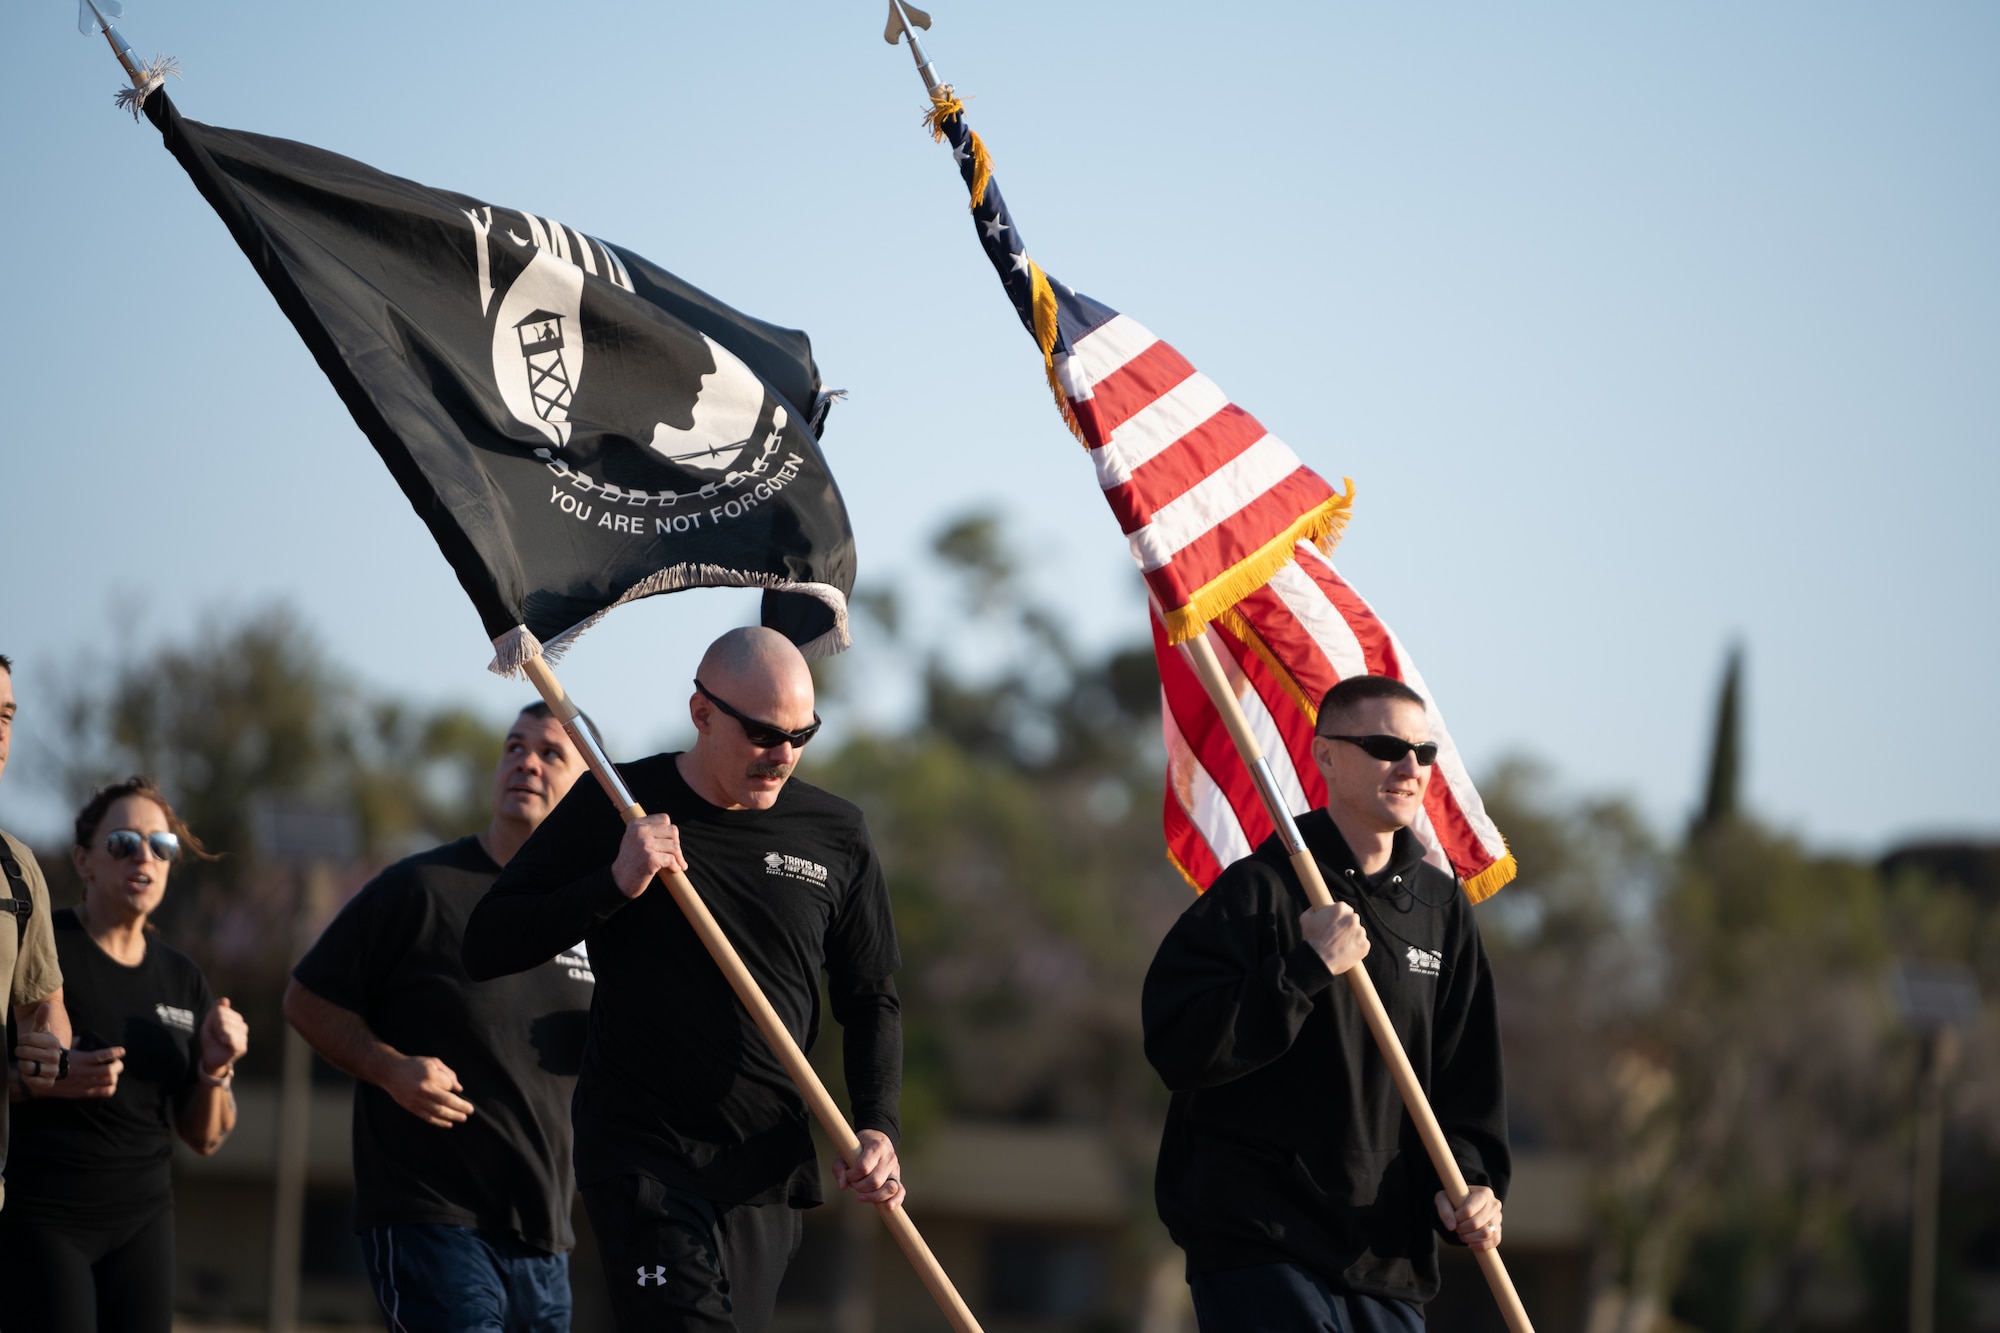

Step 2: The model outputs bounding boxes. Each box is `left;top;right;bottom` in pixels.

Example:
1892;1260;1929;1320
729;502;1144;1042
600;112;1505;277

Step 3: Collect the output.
747;760;795;781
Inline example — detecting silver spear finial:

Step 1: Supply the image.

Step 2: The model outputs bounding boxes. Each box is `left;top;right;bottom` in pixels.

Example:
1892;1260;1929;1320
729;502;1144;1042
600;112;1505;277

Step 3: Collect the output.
79;0;179;118
79;0;144;86
882;0;942;95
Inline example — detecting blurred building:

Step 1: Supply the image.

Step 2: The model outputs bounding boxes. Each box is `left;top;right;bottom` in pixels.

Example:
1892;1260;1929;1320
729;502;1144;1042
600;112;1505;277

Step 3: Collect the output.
1882;841;2000;906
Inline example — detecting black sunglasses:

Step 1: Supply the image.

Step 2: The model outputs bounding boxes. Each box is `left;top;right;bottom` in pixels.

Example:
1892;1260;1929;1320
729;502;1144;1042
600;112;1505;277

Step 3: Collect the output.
694;680;822;750
104;829;181;863
1319;734;1440;767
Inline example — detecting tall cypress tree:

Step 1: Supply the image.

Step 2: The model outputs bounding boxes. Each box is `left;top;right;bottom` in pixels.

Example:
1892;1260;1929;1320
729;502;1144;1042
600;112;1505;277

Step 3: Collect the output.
1695;644;1744;835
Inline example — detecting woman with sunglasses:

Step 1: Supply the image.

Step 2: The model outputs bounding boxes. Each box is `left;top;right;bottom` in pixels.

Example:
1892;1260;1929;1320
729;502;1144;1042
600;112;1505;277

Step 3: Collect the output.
0;776;249;1332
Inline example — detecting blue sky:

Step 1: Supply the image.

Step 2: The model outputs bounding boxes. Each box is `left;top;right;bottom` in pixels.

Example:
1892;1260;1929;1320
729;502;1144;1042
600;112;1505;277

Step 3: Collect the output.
2;0;1994;852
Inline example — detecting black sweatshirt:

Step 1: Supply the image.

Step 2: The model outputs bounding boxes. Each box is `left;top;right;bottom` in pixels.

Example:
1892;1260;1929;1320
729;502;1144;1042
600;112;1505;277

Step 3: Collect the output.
1142;812;1508;1303
462;754;902;1208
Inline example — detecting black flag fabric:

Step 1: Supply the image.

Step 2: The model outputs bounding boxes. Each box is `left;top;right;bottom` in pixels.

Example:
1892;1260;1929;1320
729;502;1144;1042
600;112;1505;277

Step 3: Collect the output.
144;91;855;669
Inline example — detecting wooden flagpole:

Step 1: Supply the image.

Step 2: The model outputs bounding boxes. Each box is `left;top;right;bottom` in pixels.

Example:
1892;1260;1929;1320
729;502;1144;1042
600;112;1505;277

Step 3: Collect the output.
519;657;984;1333
1178;632;1535;1333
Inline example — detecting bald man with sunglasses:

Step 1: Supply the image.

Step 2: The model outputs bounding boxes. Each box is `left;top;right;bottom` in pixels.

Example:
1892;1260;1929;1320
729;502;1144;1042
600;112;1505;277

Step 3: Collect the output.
463;628;902;1333
1142;675;1508;1333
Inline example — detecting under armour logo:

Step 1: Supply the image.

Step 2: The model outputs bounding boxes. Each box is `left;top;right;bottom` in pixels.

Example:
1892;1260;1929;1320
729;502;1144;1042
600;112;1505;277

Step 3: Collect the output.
637;1265;668;1286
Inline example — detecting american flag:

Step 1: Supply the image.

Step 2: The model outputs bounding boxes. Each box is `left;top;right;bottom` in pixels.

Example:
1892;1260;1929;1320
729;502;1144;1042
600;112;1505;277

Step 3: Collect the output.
926;93;1514;901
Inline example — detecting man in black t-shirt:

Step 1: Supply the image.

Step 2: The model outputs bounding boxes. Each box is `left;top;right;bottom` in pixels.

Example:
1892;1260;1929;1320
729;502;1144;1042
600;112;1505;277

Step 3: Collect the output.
285;702;589;1333
1143;675;1508;1332
463;627;905;1333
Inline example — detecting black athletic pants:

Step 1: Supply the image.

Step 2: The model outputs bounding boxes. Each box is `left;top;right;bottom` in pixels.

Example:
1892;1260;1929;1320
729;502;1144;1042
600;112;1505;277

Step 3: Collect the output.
581;1172;802;1333
1190;1263;1427;1332
0;1198;176;1333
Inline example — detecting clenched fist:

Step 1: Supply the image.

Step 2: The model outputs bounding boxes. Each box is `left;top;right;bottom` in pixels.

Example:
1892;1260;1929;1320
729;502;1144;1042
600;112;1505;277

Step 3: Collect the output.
13;1002;64;1096
833;1129;906;1208
1301;902;1369;976
612;813;687;898
48;1045;125;1099
200;997;249;1079
1437;1185;1502;1251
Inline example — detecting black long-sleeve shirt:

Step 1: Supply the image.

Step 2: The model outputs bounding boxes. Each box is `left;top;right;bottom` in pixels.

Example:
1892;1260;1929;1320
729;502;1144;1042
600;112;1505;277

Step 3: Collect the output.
1142;812;1508;1303
463;753;902;1207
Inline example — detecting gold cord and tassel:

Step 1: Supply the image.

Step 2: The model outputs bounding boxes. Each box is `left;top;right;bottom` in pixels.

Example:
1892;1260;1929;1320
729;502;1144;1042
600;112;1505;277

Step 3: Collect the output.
924;86;993;208
923;86;1069;435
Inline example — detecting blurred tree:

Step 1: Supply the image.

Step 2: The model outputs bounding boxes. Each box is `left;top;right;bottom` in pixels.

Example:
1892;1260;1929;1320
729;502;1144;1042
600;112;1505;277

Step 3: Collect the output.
1484;648;2000;1333
809;513;1184;1131
917;510;1159;777
52;605;343;878
801;511;1192;1318
1692;646;1744;839
44;605;510;1076
50;605;504;875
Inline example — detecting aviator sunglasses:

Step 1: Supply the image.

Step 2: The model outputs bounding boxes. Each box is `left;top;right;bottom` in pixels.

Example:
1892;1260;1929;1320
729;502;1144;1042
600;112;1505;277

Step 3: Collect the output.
104;829;181;863
1319;734;1440;767
693;680;822;750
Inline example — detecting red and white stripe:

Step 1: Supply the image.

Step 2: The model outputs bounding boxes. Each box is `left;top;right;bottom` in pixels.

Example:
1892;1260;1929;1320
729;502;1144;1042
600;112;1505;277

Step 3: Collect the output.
1156;541;1512;899
1054;314;1346;620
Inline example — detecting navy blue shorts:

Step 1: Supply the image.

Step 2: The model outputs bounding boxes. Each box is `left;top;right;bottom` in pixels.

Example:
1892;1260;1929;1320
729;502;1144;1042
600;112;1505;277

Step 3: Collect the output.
1190;1263;1425;1332
361;1224;571;1333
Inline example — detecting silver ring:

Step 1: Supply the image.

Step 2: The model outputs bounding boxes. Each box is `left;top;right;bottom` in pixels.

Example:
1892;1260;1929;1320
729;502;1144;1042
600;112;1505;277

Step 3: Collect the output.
28;1060;39;1078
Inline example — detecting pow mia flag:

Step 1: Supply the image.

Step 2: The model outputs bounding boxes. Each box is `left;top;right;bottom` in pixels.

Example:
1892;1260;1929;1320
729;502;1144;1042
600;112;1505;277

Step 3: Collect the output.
144;91;855;668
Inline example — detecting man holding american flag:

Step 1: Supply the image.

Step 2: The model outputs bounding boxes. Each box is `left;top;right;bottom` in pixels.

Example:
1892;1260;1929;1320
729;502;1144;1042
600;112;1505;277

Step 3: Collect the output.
892;14;1524;1320
1142;674;1507;1330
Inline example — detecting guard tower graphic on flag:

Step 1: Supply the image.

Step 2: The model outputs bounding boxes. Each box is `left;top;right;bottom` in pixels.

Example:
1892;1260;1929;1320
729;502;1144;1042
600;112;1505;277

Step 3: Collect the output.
515;308;574;444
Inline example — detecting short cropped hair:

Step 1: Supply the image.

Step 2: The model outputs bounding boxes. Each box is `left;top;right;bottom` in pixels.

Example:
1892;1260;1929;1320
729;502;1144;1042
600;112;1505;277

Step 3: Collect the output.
1316;676;1426;734
516;701;555;721
0;654;12;675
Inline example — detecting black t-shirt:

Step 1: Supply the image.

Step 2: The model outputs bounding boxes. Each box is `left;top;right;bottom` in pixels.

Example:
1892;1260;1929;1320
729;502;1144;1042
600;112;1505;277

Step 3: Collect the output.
463;754;902;1208
293;837;595;1253
5;909;211;1223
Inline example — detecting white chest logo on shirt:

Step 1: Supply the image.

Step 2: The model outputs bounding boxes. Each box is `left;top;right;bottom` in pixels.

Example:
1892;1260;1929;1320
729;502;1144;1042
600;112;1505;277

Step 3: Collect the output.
555;941;595;984
637;1265;669;1286
154;1003;196;1032
1405;947;1442;978
763;852;828;884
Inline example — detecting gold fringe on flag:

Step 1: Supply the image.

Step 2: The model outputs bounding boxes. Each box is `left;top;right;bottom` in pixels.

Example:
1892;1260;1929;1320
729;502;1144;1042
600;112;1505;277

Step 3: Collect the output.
1027;260;1087;444
924;86;993;209
918;87;1075;442
1462;852;1518;903
1166;846;1207;895
1214;606;1321;722
1161;483;1356;646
